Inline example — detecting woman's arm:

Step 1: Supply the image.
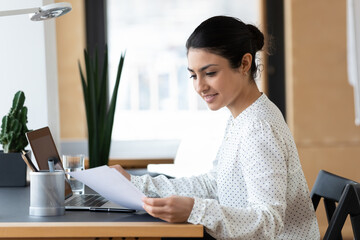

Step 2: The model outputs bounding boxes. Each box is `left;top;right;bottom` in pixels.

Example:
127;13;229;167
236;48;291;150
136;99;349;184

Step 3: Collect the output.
131;171;218;199
110;163;218;199
188;197;286;240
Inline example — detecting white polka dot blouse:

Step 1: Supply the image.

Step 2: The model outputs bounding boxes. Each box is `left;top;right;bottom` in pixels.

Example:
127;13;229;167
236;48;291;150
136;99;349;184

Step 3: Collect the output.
131;93;320;240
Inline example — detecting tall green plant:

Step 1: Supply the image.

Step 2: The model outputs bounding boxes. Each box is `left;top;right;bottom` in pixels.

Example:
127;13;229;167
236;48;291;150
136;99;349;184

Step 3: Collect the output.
78;47;125;168
0;91;30;153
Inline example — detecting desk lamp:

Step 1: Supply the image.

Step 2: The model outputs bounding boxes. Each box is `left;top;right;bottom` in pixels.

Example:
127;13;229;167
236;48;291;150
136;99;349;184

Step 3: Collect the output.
0;2;72;21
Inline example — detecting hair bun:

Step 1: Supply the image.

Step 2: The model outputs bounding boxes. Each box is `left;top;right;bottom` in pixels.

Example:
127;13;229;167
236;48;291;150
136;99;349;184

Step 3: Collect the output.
246;24;264;52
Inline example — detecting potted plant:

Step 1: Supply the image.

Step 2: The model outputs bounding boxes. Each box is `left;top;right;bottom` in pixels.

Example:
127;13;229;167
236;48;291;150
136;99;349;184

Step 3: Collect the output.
79;47;125;168
0;91;31;186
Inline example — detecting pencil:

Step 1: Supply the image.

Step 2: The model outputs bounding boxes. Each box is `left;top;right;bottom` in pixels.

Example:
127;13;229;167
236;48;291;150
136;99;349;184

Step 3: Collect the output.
21;150;38;172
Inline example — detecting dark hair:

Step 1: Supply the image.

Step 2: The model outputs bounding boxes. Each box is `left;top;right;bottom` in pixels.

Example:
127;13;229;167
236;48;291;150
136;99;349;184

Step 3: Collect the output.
186;16;264;79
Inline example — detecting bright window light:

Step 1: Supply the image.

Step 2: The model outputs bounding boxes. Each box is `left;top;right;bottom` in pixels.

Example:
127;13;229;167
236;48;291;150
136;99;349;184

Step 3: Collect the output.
107;0;260;141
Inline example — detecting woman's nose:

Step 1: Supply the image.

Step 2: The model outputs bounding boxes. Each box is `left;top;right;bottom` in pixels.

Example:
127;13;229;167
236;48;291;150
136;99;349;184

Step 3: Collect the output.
195;77;209;93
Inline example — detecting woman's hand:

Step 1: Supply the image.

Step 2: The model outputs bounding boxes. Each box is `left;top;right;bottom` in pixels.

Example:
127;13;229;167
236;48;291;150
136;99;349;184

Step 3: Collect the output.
109;164;131;181
142;196;195;223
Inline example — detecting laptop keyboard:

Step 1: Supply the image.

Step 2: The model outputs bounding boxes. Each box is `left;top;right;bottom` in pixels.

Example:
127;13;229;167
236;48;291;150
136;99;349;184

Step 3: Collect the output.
66;194;108;207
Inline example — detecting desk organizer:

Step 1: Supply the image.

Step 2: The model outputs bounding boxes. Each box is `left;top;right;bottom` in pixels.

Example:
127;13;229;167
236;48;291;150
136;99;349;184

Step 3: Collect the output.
29;170;65;216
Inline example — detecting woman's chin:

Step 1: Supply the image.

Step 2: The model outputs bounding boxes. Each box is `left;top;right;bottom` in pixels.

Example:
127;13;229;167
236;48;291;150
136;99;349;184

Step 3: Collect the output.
207;104;222;111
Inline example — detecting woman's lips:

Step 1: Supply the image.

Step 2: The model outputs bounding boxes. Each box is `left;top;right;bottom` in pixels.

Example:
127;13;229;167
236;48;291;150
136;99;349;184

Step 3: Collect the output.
204;93;218;103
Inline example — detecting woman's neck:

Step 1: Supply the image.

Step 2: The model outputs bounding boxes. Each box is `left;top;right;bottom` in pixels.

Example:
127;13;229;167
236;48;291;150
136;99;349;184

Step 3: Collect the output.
228;82;261;118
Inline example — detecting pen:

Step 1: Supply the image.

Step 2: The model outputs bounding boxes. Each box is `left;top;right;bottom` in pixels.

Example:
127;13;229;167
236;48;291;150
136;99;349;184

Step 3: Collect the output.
48;158;55;172
89;207;136;213
21;150;38;172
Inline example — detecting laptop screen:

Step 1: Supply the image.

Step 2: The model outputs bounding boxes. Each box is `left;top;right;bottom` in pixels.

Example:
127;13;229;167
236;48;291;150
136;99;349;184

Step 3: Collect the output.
26;126;73;198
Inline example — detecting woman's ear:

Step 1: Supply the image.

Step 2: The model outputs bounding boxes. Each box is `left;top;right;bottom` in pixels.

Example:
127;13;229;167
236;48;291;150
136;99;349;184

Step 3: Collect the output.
240;53;252;75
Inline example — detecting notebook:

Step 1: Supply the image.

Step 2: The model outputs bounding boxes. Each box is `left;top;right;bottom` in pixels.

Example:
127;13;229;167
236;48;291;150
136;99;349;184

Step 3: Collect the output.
26;126;136;213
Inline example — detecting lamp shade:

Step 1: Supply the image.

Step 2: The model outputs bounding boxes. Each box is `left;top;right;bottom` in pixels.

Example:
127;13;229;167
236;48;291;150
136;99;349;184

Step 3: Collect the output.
0;2;72;21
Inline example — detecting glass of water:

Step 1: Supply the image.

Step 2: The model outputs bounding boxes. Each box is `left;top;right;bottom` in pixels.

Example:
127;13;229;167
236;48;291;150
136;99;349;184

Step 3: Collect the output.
62;154;85;194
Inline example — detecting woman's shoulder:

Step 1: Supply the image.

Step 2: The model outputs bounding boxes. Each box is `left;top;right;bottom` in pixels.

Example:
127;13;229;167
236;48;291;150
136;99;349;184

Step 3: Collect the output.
239;94;286;128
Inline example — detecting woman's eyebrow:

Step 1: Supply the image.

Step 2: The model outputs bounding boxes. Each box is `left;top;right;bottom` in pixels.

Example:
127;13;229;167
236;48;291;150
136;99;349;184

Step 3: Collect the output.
187;64;218;73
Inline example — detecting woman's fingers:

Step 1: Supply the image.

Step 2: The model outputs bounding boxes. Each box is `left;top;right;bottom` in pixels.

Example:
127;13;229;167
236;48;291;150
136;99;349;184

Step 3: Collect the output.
142;197;167;206
142;196;194;223
144;204;168;215
109;164;131;180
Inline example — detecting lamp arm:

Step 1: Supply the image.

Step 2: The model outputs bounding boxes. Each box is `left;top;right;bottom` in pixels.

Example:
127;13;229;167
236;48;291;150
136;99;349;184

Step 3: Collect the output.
0;7;39;17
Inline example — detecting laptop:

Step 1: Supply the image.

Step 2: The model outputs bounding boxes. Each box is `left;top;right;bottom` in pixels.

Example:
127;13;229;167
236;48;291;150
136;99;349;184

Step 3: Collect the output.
26;126;136;213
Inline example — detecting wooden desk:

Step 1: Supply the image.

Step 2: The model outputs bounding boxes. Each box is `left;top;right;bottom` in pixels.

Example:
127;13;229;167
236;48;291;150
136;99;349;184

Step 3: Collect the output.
0;222;203;239
0;186;203;239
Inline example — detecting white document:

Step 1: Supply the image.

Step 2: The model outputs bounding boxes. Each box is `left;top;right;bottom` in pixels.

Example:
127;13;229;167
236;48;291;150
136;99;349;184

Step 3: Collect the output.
68;165;145;210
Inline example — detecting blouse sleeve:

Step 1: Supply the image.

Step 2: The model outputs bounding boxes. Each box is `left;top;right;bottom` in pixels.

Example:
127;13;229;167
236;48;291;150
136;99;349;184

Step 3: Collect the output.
131;171;218;199
188;119;288;240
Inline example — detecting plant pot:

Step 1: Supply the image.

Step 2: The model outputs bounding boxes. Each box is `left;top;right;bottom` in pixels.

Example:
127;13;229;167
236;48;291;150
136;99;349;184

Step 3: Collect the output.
0;150;28;187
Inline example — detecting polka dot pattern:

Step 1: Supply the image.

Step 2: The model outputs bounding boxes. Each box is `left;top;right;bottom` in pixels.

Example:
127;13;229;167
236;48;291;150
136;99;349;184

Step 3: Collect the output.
131;94;320;240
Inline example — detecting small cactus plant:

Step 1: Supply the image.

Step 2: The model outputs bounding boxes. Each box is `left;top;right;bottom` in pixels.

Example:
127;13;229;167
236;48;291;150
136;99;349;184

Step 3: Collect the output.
0;91;30;153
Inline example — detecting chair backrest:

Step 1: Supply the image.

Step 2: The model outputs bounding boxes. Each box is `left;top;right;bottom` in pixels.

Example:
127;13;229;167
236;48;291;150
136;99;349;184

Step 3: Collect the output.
310;170;359;240
324;183;360;240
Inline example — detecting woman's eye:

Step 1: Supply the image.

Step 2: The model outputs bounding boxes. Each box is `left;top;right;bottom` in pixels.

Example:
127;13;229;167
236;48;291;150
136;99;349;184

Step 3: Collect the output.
206;72;216;76
189;74;197;79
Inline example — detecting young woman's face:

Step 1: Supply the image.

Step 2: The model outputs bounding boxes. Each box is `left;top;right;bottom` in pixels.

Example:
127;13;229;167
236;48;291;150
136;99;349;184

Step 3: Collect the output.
187;48;250;114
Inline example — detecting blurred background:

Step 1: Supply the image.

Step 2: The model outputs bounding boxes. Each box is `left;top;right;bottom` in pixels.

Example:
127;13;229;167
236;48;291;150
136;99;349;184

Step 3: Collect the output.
0;0;359;238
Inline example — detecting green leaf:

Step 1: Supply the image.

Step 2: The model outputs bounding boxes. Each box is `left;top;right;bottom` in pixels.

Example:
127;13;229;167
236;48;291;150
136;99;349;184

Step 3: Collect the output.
100;54;125;165
79;45;125;168
98;47;108;135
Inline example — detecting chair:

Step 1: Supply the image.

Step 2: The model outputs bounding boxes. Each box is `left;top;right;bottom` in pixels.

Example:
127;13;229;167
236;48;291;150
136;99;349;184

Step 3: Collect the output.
310;170;360;239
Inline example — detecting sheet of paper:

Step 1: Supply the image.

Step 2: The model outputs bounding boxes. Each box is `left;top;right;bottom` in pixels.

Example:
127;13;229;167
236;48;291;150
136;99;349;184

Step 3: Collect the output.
68;165;145;210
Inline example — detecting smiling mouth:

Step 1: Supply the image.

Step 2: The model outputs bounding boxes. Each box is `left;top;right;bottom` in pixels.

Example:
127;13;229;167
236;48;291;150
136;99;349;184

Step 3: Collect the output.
204;93;218;103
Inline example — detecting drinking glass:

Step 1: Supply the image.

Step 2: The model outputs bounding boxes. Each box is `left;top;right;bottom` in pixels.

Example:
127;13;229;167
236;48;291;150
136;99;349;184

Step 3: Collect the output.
62;154;85;194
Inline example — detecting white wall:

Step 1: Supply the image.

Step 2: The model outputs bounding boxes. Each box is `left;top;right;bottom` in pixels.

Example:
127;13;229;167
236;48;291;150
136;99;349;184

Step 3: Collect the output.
0;0;60;150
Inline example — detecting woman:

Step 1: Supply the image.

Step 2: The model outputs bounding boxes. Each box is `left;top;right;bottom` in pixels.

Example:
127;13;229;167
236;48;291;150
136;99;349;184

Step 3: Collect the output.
112;16;320;239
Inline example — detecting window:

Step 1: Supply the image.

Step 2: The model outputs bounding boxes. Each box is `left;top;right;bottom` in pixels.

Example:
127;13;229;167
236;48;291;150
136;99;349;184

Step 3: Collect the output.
107;0;260;142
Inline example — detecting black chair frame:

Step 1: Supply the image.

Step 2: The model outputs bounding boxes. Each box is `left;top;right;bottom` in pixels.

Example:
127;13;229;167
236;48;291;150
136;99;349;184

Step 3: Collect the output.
311;170;360;240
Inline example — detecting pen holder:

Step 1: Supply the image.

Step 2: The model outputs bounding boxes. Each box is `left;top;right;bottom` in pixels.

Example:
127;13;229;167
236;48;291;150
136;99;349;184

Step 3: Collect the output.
29;170;65;216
